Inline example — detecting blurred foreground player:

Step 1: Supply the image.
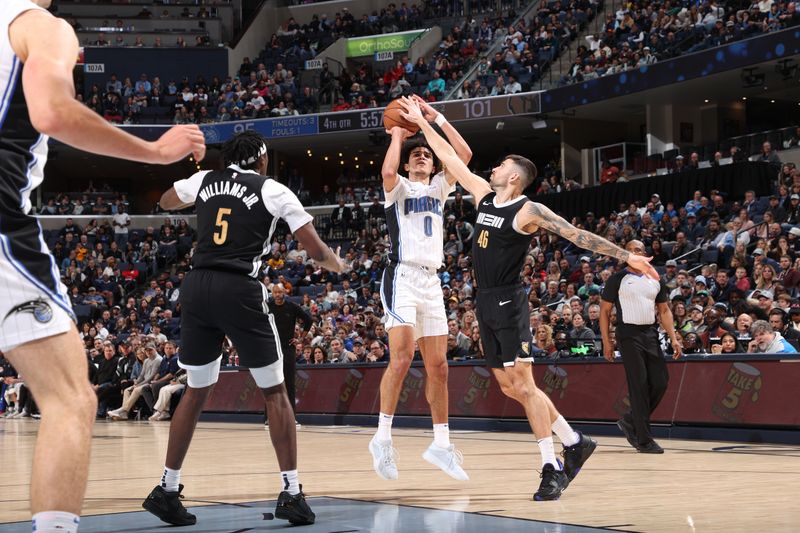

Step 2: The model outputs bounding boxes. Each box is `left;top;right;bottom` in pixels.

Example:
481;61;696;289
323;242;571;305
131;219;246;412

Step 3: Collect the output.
400;97;657;500
142;132;347;527
2;1;205;531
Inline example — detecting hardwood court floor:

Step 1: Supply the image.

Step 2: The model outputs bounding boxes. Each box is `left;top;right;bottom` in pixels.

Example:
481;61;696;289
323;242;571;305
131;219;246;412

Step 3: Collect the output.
1;420;799;532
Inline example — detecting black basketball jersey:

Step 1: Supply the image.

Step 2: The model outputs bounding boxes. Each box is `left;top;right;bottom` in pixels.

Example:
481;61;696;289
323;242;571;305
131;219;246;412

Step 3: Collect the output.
472;192;533;289
173;165;312;278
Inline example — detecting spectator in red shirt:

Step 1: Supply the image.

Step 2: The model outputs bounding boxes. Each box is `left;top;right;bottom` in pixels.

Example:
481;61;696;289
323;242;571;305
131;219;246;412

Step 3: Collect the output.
600;160;620;184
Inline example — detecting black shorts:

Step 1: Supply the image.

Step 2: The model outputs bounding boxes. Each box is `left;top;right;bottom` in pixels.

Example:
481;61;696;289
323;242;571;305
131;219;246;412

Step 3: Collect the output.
476;285;533;368
179;269;281;368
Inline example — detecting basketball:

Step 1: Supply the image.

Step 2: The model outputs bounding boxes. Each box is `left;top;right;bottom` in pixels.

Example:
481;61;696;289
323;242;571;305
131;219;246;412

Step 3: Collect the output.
383;99;420;134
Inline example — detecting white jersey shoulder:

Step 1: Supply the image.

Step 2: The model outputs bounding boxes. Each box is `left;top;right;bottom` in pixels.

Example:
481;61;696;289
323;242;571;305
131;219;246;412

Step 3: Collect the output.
384;171;452;269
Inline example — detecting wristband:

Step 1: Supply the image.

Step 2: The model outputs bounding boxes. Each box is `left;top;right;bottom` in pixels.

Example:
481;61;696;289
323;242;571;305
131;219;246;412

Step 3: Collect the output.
434;113;447;127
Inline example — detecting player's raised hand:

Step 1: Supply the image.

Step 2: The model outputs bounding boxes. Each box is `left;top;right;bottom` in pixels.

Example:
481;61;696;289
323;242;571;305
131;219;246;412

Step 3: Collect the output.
411;94;440;123
152;124;207;164
626;254;659;280
386;126;415;140
397;96;425;125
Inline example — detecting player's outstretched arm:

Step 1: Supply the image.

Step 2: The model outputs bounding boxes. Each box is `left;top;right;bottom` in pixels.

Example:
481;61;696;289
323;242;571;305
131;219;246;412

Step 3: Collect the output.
11;10;205;164
294;223;349;273
410;95;472;170
518;200;659;280
399;97;492;203
381;127;414;193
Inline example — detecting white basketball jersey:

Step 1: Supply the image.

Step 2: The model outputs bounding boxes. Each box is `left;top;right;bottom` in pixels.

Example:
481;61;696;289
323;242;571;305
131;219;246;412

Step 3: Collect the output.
384;171;454;270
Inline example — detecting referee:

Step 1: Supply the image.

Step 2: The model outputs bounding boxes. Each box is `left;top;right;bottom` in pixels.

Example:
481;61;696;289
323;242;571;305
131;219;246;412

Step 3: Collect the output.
267;283;312;425
600;240;682;454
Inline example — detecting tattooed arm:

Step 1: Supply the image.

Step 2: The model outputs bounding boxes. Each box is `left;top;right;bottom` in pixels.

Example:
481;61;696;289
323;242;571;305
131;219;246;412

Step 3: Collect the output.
517;201;659;279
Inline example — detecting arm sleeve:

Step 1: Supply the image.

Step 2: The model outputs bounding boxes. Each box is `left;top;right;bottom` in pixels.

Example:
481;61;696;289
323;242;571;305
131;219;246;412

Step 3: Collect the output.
601;272;622;303
261;180;314;233
384;174;410;207
656;281;669;303
173;170;211;204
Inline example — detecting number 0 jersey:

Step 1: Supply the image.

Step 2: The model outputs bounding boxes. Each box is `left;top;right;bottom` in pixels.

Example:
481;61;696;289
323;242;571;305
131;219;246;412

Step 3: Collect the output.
472;192;533;289
384;171;453;270
173;165;312;277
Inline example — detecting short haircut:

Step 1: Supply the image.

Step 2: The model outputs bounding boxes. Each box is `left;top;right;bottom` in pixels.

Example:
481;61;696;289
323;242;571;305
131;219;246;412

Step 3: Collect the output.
505;154;537;189
750;320;773;336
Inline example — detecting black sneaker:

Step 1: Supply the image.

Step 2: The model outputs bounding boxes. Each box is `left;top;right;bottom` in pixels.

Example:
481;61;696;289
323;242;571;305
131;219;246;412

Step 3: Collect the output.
616;418;639;450
638;440;664;454
142;484;197;526
533;463;569;501
561;432;597;481
275;485;315;525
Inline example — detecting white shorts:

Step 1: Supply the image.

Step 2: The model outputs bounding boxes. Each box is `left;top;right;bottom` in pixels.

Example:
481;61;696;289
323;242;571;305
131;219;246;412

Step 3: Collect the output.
380;263;447;340
0;247;74;353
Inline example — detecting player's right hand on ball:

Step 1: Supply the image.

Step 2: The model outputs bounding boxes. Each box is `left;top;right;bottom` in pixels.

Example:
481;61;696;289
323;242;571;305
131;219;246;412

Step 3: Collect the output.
386;126;414;139
153;124;207;164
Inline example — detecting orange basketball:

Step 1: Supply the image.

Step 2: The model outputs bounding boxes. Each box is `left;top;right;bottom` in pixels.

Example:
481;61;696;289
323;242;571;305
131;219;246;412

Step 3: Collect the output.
383;99;420;134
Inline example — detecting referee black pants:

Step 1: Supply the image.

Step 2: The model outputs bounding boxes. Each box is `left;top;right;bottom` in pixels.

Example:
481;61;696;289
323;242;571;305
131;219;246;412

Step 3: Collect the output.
618;326;669;446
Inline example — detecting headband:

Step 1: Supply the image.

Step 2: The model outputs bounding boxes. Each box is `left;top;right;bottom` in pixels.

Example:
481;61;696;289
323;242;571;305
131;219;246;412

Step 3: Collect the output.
240;143;267;167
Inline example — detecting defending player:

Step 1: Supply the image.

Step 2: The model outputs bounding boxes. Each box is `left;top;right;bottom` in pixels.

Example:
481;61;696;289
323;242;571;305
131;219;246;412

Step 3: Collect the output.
141;132;348;526
399;97;658;500
370;96;473;481
2;2;205;531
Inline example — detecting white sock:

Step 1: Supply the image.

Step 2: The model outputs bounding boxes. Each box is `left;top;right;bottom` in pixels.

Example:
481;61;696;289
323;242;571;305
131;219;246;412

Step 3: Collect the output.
161;466;181;492
433;423;451;448
551;415;580;447
376;412;393;441
31;511;79;533
281;469;300;495
537;437;560;469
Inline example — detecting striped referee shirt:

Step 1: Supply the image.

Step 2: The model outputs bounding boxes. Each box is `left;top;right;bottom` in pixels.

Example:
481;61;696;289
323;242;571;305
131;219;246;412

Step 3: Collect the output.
601;269;668;326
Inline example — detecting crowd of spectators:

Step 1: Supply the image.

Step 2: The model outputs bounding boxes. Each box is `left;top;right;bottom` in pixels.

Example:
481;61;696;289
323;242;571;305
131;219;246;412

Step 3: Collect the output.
3;150;799;420
559;1;800;86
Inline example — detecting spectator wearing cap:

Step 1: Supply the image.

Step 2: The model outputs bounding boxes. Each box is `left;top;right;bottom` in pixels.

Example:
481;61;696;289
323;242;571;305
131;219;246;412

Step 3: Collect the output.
768;308;800;348
682;305;707;334
140;341;179;413
351;337;367;362
751;289;775;314
748;320;798;354
661;260;679;290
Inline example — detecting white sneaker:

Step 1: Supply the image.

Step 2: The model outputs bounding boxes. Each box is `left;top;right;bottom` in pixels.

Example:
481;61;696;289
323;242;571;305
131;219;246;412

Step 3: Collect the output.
12;410;30;419
148;411;161;421
369;436;399;480
159;412;171;421
422;443;469;481
110;410;128;421
295;420;302;429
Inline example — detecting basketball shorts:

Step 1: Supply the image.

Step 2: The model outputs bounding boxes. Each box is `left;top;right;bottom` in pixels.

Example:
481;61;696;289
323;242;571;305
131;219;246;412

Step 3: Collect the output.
380;263;447;340
0;222;74;353
179;269;283;373
476;285;533;368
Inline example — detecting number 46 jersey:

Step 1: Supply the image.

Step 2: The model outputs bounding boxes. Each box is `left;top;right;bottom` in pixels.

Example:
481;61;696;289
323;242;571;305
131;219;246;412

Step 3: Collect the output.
173;164;312;278
384;171;454;270
472;192;533;289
